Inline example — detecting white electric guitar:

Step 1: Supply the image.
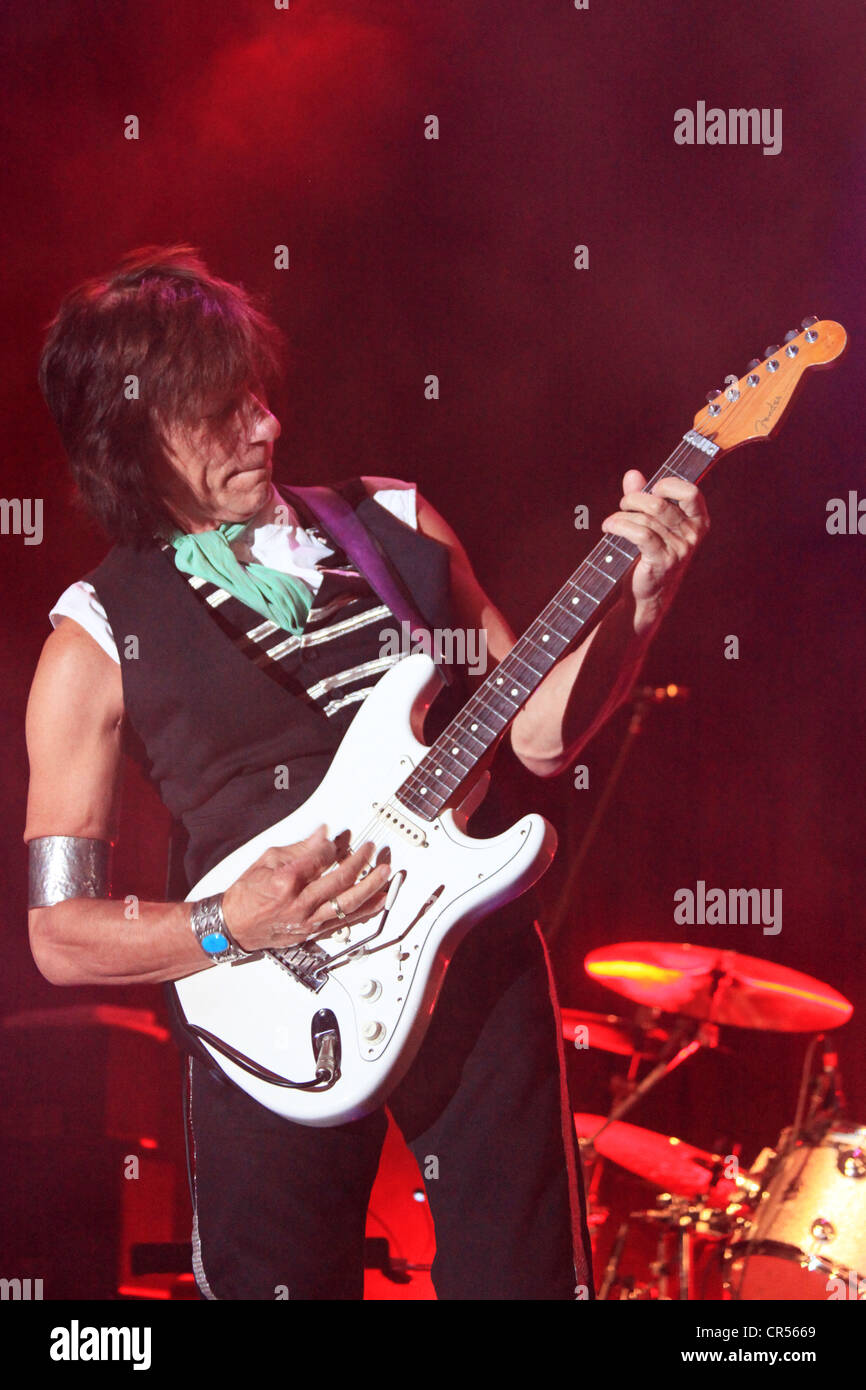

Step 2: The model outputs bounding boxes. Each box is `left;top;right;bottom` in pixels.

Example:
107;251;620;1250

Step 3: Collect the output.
174;320;846;1126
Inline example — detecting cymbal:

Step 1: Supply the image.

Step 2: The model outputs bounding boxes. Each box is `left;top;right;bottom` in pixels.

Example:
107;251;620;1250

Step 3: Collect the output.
584;941;853;1032
574;1112;738;1207
560;1009;671;1057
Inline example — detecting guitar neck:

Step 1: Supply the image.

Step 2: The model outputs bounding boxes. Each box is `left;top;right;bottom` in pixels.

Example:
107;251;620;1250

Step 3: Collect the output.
395;429;720;820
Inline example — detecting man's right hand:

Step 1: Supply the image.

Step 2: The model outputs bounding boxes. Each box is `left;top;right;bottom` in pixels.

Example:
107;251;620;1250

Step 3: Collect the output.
221;825;391;953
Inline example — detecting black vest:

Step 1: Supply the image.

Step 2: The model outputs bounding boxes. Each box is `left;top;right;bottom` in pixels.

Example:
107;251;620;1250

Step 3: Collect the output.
85;478;525;890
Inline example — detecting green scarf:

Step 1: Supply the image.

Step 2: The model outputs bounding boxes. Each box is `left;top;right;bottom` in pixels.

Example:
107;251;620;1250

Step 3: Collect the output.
169;520;314;635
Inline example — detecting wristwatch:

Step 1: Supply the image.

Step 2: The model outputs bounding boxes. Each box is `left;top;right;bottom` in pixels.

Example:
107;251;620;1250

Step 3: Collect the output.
189;893;248;964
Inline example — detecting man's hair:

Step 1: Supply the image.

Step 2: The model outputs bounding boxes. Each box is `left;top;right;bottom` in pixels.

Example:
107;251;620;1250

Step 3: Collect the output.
38;244;287;546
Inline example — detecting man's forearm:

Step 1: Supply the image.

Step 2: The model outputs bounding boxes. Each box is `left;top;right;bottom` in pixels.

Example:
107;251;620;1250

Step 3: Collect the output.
510;593;661;777
29;896;213;988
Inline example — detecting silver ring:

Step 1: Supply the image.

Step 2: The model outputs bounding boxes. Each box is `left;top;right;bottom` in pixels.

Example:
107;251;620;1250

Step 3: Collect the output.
330;896;347;920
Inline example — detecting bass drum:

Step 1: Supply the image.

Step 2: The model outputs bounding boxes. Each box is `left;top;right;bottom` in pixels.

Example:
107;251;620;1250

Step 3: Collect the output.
725;1126;866;1300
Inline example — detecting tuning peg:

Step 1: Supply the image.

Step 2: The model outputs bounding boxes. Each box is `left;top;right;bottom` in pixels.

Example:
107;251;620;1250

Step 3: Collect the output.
783;329;799;342
705;389;722;415
764;345;780;358
746;358;762;371
706;389;722;401
801;315;818;329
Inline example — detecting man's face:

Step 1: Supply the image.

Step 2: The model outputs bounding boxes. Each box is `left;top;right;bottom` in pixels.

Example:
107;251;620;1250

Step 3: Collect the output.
158;390;281;533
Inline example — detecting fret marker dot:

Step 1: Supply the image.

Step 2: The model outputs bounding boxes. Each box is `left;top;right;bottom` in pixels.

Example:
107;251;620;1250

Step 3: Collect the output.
496;677;503;684
605;555;612;563
451;746;459;756
542;633;549;642
470;722;478;731
435;768;442;777
572;597;578;604
510;688;518;697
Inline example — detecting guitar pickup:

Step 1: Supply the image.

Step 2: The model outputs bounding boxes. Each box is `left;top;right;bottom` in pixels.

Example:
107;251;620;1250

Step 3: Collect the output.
376;801;427;847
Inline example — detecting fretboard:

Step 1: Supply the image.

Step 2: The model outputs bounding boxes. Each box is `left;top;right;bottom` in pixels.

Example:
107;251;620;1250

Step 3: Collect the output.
396;430;719;821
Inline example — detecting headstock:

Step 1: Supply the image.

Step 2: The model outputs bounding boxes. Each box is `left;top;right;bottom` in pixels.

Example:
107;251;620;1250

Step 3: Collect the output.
692;318;847;453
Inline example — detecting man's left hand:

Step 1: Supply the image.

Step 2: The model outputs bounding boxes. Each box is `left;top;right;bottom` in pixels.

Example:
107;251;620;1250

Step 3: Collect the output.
600;469;710;637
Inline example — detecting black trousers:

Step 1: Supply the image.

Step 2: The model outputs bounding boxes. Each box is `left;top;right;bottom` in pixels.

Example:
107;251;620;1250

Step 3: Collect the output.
184;915;594;1300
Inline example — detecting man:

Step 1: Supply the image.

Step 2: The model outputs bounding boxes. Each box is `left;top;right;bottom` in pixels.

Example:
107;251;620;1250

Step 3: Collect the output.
25;245;709;1300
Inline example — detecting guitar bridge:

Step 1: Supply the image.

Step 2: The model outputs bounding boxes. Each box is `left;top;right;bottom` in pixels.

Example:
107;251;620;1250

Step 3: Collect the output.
267;941;330;992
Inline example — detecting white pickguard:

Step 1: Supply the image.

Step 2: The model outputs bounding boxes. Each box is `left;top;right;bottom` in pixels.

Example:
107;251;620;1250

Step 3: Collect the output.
174;654;557;1126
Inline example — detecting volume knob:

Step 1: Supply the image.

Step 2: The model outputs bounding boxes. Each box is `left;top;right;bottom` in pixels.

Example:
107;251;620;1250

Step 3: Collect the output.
359;979;382;1001
362;1020;386;1042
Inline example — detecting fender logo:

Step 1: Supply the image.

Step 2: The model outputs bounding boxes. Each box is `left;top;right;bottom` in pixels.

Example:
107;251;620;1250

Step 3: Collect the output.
756;395;782;430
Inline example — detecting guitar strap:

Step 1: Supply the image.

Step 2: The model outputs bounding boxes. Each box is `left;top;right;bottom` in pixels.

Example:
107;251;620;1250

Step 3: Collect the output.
282;483;454;687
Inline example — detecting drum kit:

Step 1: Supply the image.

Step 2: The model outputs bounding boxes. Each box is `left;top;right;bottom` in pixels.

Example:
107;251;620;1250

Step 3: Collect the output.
567;941;863;1300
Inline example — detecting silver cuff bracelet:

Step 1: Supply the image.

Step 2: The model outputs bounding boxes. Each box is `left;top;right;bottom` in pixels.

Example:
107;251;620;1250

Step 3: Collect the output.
189;893;248;963
28;836;112;909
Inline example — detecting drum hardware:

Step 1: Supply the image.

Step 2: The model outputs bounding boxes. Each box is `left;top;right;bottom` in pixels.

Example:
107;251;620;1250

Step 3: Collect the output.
565;1003;692;1237
598;1192;736;1301
578;1111;756;1299
786;1034;849;1155
583;1021;719;1152
568;939;856;1299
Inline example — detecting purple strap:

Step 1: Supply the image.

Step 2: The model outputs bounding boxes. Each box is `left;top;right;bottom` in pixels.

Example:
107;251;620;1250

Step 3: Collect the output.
286;484;452;683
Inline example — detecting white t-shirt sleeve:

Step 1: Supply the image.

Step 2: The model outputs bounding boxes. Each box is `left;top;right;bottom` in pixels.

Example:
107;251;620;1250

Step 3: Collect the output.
50;581;120;664
364;479;418;531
